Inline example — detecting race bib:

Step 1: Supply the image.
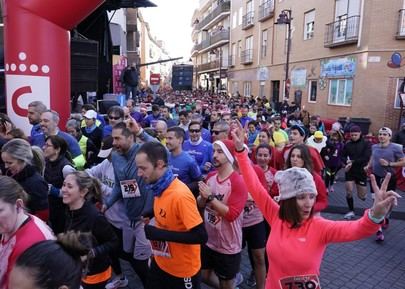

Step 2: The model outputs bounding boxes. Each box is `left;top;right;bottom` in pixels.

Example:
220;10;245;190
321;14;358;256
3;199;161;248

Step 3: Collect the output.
279;274;321;289
120;179;141;198
206;207;221;226
151;240;172;258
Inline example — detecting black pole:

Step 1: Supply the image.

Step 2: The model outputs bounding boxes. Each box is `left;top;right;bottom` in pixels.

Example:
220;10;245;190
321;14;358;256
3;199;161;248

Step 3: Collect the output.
285;11;292;99
219;48;222;92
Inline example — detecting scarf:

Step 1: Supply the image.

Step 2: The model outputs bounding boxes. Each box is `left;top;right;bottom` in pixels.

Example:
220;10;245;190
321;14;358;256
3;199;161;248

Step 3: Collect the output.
146;168;175;198
85;124;97;134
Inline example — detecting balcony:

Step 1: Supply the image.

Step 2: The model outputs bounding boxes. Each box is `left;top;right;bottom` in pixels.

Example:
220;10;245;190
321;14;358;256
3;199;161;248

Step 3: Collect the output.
258;0;274;22
198;1;231;31
241;49;253;64
228;55;236;67
324;15;360;48
397;9;405;39
198;60;220;72
194;30;230;53
242;11;255;30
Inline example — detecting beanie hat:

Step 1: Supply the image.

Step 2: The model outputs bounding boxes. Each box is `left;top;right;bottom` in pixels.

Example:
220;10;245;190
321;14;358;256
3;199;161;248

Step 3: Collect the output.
290;125;306;137
350;125;361;133
379;127;392;136
213;140;235;164
274;167;317;201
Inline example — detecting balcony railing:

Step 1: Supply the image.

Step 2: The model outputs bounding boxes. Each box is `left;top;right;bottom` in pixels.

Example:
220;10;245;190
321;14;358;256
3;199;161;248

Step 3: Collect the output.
197;1;231;30
397;9;405;39
242;11;255;30
194;30;230;52
241;49;253;64
324;15;360;48
258;0;274;22
198;60;220;72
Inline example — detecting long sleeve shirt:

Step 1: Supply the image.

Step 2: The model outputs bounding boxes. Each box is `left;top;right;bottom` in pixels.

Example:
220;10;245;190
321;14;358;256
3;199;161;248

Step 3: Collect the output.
235;149;380;289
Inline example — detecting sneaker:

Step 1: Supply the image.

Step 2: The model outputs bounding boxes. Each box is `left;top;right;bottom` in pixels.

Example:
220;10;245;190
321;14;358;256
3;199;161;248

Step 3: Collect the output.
105;276;129;289
329;186;334;193
234;272;244;287
344;211;355;220
382;218;389;230
376;231;384;242
246;270;256;287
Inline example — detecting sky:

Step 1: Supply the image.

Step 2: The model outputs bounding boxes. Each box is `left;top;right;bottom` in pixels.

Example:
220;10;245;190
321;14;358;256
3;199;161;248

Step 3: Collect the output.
141;0;199;62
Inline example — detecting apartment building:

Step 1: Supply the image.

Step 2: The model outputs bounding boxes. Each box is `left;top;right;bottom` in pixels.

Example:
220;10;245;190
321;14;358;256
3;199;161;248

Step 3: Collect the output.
191;0;231;92
193;0;405;132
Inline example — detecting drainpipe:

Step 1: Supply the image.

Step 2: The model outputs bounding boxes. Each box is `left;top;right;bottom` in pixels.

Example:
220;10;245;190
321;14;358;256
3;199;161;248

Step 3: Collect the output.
3;0;105;134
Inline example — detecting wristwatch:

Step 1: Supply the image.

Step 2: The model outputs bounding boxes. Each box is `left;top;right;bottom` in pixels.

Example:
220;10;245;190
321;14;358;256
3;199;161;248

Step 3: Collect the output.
206;194;216;203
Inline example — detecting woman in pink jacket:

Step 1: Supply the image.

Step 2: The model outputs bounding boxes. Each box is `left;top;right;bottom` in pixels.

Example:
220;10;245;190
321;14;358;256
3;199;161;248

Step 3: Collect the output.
231;122;400;289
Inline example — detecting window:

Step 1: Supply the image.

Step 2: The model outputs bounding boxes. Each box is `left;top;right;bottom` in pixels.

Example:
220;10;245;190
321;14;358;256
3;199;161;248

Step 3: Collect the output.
394;78;405;108
239;7;243;25
261;29;268;58
245;35;253;50
247;0;254;13
304;10;315;40
308;80;317;102
244;81;252;96
328;79;353;105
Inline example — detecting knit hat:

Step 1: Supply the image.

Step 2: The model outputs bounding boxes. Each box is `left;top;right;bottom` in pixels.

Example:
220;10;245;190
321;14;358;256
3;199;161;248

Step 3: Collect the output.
290;125;306;137
350;125;361;133
379;127;392;136
274;167;317;201
213;139;235;164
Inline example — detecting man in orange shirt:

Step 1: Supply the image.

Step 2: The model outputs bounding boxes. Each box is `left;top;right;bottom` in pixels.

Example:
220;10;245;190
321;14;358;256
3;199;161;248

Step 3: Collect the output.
135;142;208;289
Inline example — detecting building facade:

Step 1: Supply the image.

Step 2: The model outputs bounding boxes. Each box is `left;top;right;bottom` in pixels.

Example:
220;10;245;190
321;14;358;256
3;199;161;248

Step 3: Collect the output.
192;0;405;132
191;0;231;92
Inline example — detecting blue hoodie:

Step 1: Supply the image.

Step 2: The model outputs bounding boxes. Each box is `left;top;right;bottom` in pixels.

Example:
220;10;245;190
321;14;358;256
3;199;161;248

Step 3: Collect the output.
106;131;155;221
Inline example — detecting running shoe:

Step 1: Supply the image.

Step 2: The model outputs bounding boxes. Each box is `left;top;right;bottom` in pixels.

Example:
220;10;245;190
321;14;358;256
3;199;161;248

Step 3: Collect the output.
376;231;384;242
382;218;389;230
105;275;129;289
343;211;355;220
246;270;256;287
329;186;334;193
235;272;244;287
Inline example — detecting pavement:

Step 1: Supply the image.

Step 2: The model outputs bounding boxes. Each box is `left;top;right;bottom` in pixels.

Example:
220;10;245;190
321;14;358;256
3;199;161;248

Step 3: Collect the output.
119;173;405;289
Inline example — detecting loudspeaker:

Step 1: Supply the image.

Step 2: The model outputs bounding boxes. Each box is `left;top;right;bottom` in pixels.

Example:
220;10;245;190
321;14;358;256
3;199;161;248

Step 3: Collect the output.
171;64;193;91
71;38;99;92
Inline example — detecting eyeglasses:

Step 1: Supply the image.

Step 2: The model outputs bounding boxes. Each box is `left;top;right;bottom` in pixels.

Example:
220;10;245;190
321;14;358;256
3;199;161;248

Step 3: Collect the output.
212;130;226;135
189;129;201;133
109;115;121;120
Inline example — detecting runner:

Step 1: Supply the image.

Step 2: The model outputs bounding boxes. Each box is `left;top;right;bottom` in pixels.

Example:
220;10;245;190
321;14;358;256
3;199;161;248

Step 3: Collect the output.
135;141;207;289
231;123;401;289
198;139;248;289
365;127;405;241
341;125;371;220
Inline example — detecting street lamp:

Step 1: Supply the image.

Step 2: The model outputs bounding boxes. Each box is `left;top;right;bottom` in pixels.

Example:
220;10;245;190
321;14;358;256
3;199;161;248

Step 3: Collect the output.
276;9;292;99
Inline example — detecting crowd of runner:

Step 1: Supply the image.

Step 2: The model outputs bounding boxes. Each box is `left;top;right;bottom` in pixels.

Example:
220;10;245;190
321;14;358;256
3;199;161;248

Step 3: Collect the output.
0;89;403;289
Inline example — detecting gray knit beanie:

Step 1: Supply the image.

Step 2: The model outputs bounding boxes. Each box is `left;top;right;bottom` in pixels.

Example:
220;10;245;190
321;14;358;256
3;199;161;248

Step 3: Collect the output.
274;167;317;201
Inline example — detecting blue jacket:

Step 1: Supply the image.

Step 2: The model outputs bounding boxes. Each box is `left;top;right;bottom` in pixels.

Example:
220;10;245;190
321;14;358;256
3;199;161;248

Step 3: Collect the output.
106;131;155;221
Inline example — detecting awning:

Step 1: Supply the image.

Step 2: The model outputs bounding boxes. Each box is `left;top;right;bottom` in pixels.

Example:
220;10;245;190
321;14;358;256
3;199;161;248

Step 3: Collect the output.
105;0;157;10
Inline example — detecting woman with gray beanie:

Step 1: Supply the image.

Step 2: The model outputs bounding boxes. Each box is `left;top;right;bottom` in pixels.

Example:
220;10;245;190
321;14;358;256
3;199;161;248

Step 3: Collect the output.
230;121;400;289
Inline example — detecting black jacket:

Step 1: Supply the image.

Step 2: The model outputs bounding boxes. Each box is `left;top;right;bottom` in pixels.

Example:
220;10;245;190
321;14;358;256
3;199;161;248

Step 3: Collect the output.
65;201;119;276
12;165;48;213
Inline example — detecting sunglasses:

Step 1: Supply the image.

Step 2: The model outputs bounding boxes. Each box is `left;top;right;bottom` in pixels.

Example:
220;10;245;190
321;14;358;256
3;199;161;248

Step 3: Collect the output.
189;129;201;133
109;115;121;120
212;130;226;135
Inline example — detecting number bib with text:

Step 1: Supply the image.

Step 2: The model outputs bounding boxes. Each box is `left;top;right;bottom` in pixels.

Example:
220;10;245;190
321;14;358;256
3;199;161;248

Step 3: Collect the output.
279;274;321;289
120;179;141;198
151;240;172;258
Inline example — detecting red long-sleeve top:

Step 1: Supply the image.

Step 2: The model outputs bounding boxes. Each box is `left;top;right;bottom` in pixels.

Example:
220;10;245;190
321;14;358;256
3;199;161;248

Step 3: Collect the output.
236;149;380;289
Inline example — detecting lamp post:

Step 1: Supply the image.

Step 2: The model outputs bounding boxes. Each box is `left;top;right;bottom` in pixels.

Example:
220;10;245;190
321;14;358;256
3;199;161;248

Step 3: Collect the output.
276;9;292;99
